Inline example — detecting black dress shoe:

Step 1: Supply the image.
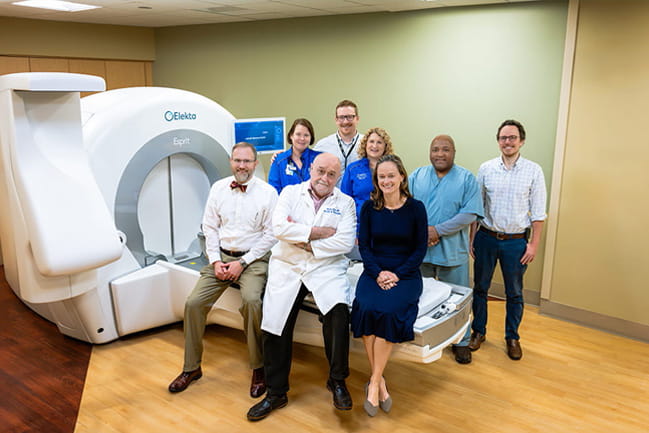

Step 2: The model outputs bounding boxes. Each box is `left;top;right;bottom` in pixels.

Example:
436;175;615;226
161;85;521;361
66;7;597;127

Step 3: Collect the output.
250;367;266;398
468;331;486;351
247;394;288;421
326;378;352;410
452;345;472;364
168;367;202;393
506;338;523;360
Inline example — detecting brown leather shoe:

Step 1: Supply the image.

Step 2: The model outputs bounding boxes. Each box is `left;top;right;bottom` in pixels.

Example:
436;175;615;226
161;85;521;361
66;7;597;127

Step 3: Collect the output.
506;339;522;360
452;345;472;364
468;332;485;351
250;367;266;398
168;367;202;393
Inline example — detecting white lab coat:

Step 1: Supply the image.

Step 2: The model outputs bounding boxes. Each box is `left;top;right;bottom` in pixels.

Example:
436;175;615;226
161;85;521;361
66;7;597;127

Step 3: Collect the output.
261;181;356;336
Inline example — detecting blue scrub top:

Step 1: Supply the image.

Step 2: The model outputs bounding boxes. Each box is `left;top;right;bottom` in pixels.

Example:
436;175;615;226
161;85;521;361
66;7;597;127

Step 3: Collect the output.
340;158;373;230
409;164;483;267
268;147;321;194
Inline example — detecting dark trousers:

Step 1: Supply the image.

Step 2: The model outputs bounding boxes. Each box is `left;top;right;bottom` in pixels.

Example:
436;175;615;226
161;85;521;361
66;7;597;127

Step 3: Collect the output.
472;230;528;340
264;284;350;396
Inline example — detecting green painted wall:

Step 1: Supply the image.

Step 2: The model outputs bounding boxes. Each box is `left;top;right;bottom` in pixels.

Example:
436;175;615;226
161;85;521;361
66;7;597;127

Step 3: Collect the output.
154;1;568;294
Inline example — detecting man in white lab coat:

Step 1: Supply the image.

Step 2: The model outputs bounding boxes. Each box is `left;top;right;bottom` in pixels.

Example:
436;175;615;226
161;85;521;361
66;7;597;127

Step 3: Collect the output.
247;153;356;422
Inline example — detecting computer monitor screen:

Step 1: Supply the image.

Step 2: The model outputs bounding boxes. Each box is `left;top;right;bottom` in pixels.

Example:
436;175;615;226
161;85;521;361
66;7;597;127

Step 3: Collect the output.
233;117;285;154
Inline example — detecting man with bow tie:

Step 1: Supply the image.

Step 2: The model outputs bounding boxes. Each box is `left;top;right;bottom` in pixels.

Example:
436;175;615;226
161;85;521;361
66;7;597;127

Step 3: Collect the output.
168;142;278;398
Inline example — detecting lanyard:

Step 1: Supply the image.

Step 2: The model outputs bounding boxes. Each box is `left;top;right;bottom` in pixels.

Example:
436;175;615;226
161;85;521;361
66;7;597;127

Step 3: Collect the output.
288;160;306;181
336;133;359;170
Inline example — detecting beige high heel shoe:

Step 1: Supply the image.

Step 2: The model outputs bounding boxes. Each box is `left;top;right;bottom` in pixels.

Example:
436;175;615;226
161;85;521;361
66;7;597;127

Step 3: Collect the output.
379;378;392;413
363;382;378;417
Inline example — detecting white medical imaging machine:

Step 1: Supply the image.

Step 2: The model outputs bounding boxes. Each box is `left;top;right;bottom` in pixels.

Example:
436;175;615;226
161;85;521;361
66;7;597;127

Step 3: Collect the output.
0;72;472;363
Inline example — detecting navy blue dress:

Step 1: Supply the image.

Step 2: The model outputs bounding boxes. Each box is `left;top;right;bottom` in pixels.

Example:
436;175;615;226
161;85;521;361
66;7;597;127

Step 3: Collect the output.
351;197;428;343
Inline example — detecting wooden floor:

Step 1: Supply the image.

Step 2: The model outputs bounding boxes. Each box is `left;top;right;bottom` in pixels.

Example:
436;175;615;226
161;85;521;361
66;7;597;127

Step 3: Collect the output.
75;302;649;433
0;267;91;433
2;264;648;433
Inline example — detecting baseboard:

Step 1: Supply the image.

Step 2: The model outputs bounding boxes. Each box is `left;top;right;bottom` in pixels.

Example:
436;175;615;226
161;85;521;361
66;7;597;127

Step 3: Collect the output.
489;282;541;306
539;299;649;343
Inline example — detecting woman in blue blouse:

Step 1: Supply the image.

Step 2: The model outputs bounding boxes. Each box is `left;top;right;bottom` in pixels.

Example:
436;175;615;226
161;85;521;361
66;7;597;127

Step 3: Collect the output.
268;118;321;193
351;154;428;417
341;127;394;227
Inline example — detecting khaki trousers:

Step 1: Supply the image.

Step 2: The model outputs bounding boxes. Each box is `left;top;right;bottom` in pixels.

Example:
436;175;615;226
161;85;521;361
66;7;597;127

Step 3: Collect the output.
182;251;269;371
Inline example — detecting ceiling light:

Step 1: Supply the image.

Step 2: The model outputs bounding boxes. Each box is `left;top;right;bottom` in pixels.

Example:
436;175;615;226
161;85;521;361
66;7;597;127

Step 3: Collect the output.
12;0;101;12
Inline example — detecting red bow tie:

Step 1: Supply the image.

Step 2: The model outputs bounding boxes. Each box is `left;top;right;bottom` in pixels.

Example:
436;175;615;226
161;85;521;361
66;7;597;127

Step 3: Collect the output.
230;181;247;192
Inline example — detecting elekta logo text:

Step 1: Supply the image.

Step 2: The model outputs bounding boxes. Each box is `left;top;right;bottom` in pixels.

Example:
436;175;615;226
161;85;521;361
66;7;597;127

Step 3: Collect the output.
164;110;197;121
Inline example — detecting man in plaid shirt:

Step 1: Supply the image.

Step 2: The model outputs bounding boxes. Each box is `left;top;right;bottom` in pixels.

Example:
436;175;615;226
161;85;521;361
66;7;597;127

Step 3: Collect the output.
469;119;547;361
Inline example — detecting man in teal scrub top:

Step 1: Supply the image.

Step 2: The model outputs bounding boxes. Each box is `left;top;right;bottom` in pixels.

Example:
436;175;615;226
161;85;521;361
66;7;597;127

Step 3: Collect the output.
409;134;483;364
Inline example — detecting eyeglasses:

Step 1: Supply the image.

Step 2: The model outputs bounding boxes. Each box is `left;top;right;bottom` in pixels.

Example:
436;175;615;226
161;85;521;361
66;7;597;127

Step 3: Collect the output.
232;158;255;164
498;135;519;142
336;114;356;122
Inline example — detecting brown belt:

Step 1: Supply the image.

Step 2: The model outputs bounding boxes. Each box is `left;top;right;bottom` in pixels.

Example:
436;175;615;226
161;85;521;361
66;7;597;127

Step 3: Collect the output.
479;226;527;240
220;247;248;257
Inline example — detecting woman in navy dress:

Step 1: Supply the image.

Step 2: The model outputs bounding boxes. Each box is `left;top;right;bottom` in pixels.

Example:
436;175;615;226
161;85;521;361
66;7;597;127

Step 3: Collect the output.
351;154;427;416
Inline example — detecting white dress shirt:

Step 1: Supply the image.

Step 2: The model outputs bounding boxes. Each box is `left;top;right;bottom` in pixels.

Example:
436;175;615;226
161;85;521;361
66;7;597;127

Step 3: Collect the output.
202;175;278;266
478;156;547;234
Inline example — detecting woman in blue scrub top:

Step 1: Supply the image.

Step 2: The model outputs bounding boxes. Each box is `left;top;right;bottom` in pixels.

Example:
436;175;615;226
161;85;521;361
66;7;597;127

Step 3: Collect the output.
341;127;394;230
268;118;321;193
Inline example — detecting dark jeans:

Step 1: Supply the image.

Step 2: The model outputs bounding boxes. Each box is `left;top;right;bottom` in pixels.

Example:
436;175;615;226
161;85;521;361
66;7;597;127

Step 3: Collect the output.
472;229;527;340
264;284;350;396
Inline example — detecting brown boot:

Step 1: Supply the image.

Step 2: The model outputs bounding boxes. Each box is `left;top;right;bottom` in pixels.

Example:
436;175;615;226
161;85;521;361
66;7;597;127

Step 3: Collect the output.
506;339;522;360
468;332;485;351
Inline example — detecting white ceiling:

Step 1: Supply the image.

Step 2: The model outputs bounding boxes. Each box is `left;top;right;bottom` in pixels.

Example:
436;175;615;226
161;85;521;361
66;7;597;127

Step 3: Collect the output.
0;0;538;27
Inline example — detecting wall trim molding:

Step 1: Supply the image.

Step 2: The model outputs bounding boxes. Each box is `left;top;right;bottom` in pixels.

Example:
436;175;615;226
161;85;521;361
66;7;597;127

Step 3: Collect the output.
541;0;580;300
539;299;649;343
473;285;648;343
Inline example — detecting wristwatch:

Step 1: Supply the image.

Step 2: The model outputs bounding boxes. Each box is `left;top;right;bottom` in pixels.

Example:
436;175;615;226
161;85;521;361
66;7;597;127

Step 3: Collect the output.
238;258;247;268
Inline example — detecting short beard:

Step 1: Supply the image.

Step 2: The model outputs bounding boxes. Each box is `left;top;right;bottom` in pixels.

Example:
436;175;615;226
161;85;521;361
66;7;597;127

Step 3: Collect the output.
234;171;251;183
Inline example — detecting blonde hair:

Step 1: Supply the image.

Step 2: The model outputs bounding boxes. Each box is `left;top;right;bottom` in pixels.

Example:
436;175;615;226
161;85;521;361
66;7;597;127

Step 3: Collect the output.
358;127;394;159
